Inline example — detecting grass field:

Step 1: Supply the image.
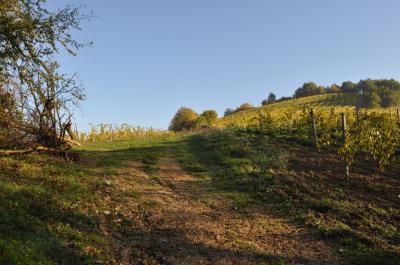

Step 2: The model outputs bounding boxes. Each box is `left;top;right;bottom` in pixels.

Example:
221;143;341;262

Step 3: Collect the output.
1;127;399;264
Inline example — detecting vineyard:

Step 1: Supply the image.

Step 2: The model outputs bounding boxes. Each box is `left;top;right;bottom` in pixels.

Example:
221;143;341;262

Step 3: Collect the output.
2;1;400;264
77;94;400;178
217;93;390;127
224;107;399;175
217;93;400;177
75;124;186;143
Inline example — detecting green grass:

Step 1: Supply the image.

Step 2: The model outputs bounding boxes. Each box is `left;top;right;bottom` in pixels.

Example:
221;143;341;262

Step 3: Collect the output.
177;128;400;264
0;135;184;264
1;127;399;264
0;154;106;264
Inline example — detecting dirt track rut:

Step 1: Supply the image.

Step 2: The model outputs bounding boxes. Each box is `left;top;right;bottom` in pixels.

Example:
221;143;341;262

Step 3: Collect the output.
105;156;341;265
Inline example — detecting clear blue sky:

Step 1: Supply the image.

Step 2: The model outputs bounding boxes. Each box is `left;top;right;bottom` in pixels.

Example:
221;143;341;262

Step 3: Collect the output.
51;0;400;130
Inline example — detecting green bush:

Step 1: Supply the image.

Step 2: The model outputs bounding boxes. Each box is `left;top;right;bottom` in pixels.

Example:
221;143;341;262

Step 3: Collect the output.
169;107;198;131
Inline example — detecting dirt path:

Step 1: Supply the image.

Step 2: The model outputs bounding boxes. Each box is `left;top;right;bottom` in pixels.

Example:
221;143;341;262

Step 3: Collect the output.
104;156;341;265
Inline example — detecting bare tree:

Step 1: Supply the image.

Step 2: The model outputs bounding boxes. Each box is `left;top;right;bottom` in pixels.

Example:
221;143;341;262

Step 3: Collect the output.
0;0;91;148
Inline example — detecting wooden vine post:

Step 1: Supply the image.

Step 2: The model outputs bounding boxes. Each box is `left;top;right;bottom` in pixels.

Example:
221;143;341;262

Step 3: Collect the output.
310;108;318;150
110;129;114;141
341;113;349;178
355;106;360;122
341;113;347;143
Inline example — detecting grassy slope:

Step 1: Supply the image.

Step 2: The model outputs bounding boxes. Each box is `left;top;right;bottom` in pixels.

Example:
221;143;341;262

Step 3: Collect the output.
0;136;181;264
216;93;366;127
179;129;400;264
0;152;105;264
0;129;399;264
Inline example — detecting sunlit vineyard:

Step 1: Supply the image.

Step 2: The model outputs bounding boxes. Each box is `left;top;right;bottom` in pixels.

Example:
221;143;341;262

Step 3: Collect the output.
216;93;397;128
76;124;186;143
217;97;400;176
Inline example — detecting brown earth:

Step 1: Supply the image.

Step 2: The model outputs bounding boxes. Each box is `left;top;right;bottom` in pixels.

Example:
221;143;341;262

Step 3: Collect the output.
96;155;342;265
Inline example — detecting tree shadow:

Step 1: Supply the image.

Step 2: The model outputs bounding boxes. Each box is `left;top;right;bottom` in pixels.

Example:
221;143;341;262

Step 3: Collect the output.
73;140;293;264
180;133;400;264
4;133;398;264
118;225;288;265
0;187;101;264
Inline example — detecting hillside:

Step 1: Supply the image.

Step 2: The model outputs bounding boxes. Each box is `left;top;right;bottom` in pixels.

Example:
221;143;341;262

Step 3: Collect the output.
1;131;399;264
217;93;364;127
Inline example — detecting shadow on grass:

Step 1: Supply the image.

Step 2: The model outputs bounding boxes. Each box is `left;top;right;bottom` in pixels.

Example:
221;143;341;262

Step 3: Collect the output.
0;138;292;264
115;216;288;264
73;139;293;264
1;132;398;264
179;132;400;265
0;185;101;264
77;139;179;175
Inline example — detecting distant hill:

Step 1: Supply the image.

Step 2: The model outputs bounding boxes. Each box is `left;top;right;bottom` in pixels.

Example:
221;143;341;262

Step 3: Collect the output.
216;93;366;127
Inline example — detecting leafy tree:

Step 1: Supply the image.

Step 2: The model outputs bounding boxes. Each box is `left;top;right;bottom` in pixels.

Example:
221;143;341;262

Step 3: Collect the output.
341;81;357;93
328;84;341;93
294;82;317;98
202;110;217;124
294;82;325;98
236;103;254;112
381;90;400;107
287;79;400;105
169;107;198;131
267;92;276;103
358;79;378;94
262;92;276;105
224;103;254;116
201;110;218;121
359;79;400;107
0;0;91;147
375;79;400;91
276;96;292;102
224;108;234;116
196;110;218;128
361;91;381;108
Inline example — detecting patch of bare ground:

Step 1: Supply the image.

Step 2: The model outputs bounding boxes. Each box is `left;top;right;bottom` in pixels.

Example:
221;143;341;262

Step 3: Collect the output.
97;157;341;265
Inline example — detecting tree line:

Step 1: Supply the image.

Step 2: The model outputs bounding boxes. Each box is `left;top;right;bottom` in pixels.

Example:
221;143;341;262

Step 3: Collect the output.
222;79;400;118
293;79;400;108
170;79;400;132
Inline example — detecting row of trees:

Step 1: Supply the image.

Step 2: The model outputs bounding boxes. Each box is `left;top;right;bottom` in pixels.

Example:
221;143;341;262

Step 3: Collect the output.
169;107;218;131
224;103;255;116
294;79;400;108
0;0;89;149
222;79;400;118
223;92;291;117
